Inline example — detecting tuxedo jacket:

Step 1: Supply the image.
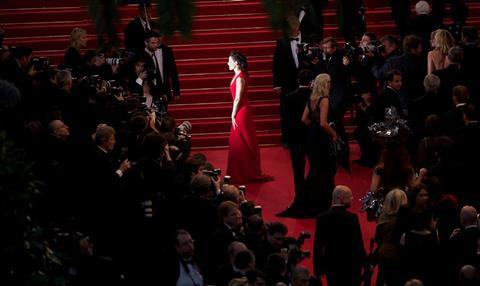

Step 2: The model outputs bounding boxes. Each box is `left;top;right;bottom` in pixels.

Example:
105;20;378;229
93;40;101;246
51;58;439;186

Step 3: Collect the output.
273;37;300;92
313;205;366;277
124;17;148;53
370;87;403;122
141;45;180;99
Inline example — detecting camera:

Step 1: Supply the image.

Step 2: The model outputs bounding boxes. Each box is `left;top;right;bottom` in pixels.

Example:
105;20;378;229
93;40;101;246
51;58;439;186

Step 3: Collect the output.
283;231;311;266
298;42;323;61
175;121;192;140
203;168;221;180
31;57;51;72
105;49;136;66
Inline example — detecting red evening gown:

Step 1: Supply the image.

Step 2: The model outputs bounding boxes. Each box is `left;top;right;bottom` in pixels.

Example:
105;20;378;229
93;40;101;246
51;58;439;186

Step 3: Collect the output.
227;71;273;184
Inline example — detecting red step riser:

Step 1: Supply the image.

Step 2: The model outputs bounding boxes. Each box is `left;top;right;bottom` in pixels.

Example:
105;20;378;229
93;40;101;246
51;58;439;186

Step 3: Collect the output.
179;88;277;104
169;103;279;119
180;73;272;89
177;58;271;75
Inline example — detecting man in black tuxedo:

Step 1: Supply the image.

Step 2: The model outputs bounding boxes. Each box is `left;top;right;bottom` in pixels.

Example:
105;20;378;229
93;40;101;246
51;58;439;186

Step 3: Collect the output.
273;16;301;146
313;185;366;286
370;69;404;122
299;0;328;40
165;229;205;286
433;46;468;114
448;206;480;273
389;0;411;37
461;26;480;106
124;2;153;54
455;105;480;207
442;85;468;138
276;70;313;218
142;31;180;102
209;201;244;278
214;241;249;286
81;124;131;259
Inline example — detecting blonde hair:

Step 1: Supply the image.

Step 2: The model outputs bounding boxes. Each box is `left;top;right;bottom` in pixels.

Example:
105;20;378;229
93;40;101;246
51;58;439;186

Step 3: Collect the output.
433;29;456;55
383;188;408;216
70;27;87;49
310;73;331;101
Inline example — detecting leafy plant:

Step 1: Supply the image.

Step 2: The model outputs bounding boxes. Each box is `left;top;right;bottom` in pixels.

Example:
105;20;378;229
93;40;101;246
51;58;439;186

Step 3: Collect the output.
0;132;68;285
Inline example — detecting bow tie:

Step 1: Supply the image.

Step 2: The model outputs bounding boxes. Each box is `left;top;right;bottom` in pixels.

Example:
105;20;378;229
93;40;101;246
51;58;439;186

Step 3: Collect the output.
290;37;299;42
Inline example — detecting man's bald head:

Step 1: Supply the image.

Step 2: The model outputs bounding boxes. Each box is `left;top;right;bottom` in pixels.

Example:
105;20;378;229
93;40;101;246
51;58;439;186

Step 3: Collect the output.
49;119;70;141
227;241;248;264
332;185;353;207
460;206;478;226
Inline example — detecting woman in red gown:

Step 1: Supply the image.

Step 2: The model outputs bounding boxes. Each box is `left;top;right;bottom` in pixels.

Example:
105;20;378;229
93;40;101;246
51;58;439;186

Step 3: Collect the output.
226;51;273;184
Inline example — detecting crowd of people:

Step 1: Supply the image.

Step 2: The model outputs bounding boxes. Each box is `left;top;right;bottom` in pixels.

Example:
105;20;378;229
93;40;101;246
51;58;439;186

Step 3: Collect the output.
1;0;480;285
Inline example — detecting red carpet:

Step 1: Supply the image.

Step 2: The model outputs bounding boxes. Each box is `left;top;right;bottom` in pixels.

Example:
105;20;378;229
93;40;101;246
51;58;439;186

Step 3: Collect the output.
200;143;377;273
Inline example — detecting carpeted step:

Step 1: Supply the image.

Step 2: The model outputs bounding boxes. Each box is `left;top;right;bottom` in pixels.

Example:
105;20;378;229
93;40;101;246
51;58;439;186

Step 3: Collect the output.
177;56;272;74
168;100;279;119
2;13;271;37
177;116;280;134
3;28;281;51
191;130;281;148
179;70;272;89
31;41;276;65
178;86;277;104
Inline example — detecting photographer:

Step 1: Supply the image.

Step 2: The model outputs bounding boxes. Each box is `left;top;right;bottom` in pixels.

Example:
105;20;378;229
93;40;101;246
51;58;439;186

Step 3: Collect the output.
371;35;402;86
0;45;35;94
250;221;288;270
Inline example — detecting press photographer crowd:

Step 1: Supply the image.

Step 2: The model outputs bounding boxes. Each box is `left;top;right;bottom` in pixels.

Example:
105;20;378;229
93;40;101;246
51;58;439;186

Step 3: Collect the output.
2;0;480;285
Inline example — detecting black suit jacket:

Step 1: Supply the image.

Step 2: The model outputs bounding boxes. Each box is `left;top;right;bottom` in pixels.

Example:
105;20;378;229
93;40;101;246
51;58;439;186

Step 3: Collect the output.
433;64;468;114
142;45;180;99
124;17;148;53
370;86;403;122
449;226;480;270
285;87;311;144
273;37;299;92
442;104;466;138
313;206;366;278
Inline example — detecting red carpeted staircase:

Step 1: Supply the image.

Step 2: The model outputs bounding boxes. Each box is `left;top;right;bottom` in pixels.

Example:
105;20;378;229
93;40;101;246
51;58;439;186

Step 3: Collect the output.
2;0;479;148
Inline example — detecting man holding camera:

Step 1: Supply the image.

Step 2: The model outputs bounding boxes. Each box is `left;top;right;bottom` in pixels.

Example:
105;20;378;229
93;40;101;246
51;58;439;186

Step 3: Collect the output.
142;31;180;103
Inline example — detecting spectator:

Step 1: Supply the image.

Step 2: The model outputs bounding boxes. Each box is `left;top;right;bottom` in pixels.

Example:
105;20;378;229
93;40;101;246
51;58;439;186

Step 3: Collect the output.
167;229;205;286
458;265;479;286
410;1;434;56
63;28;88;73
313;185;366;286
448;206;480;275
375;188;408;286
427;29;456;74
432;46;467;114
370;69;404;122
124;2;153;53
251;221;288;269
461;26;480;106
215;241;249;286
272;15;302;146
290;266;310;286
442;85;469;137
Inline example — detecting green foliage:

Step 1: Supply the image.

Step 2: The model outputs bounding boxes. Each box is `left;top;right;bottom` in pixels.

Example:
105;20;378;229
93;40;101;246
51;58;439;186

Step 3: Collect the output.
87;0;122;50
0;132;67;285
262;0;307;36
155;0;195;39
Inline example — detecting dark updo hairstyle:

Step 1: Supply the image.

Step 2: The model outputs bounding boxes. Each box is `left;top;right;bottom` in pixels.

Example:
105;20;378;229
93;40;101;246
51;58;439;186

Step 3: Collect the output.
229;51;248;74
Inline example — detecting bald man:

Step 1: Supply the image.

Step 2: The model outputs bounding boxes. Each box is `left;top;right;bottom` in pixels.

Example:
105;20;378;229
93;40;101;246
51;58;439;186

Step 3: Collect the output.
448;206;480;273
313;185;366;286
